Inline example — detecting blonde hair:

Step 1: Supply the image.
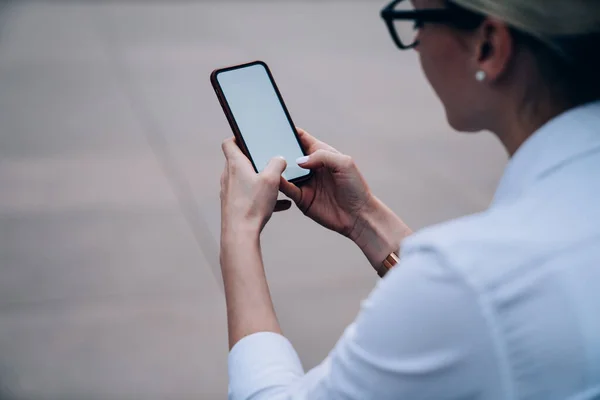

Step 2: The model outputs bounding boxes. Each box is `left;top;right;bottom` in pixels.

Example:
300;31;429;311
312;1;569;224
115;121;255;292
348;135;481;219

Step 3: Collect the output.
452;0;600;37
451;0;600;102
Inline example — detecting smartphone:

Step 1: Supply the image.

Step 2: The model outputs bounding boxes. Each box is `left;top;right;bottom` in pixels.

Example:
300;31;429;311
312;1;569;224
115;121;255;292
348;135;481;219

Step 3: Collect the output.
210;61;312;184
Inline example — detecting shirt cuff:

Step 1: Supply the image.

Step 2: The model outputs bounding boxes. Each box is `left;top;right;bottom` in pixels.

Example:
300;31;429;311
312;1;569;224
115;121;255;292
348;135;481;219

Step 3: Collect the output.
228;332;305;400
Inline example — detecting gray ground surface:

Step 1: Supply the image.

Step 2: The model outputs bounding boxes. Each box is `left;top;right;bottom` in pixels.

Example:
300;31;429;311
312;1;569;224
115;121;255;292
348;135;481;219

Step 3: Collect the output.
0;1;507;398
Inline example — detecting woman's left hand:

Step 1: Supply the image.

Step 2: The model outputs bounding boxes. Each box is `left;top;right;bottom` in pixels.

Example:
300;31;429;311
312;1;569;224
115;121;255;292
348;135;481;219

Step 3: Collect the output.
220;138;291;238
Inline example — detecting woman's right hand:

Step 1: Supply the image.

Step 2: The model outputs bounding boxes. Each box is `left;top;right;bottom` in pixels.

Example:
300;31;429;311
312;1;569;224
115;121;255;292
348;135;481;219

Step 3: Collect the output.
279;128;373;240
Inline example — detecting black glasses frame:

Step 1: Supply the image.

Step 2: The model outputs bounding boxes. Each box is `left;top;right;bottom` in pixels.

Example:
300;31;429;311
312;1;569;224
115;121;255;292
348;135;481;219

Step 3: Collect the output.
380;0;483;50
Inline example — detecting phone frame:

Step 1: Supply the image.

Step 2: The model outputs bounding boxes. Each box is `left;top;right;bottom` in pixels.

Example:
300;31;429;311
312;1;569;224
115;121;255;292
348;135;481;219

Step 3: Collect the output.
210;60;313;185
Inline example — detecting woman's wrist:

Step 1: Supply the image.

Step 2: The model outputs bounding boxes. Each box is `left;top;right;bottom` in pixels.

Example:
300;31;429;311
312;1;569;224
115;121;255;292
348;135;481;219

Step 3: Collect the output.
221;219;261;241
221;223;261;258
350;196;412;269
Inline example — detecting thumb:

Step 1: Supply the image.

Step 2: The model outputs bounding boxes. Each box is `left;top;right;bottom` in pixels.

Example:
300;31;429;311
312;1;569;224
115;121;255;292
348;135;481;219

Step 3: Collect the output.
262;156;288;180
296;149;350;172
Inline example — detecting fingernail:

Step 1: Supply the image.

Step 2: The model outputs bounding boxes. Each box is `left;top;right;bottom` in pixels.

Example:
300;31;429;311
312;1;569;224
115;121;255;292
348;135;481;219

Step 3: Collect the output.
296;156;309;165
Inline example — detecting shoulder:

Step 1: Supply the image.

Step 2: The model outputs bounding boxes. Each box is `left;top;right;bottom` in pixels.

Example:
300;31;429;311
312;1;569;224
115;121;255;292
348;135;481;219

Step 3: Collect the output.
336;244;508;399
399;202;553;291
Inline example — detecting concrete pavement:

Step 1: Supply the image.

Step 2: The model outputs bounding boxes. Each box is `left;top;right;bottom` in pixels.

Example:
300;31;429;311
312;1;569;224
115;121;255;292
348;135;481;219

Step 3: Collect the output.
0;1;507;398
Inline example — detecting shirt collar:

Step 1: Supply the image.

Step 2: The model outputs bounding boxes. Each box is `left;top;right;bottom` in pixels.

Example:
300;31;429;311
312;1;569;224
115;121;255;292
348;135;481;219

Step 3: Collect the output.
493;101;600;206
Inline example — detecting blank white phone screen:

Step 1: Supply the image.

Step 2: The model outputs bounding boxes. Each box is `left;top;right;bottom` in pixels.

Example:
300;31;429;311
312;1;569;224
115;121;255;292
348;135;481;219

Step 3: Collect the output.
217;63;309;181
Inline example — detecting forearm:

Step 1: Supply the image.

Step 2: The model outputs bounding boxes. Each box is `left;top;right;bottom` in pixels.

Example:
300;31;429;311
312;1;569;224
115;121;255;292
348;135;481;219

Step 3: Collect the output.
220;228;282;350
350;196;412;269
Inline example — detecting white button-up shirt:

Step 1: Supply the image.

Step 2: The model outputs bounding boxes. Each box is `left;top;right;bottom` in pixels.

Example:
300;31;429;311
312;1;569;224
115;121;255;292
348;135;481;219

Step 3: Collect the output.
228;101;600;400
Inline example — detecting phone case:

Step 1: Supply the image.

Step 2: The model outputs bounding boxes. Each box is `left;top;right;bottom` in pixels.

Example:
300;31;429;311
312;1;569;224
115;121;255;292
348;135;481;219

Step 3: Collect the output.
210;60;313;186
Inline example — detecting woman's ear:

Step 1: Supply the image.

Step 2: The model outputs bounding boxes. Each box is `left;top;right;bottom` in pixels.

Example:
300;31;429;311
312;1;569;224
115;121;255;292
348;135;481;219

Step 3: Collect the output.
476;18;514;82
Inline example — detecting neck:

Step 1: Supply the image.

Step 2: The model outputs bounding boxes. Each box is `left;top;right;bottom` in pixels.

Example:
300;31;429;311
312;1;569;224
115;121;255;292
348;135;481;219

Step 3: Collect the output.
492;100;574;157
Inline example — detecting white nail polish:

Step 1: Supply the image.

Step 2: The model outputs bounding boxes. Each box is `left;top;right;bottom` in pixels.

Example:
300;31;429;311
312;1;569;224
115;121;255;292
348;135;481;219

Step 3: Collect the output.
296;156;309;165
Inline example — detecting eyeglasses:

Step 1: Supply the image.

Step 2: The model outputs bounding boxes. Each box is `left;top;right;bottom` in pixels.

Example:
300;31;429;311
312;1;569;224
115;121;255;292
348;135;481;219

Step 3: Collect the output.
380;0;483;50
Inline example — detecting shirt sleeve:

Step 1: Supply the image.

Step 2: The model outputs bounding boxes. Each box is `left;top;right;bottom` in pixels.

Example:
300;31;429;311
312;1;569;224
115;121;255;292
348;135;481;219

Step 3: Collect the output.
228;250;499;400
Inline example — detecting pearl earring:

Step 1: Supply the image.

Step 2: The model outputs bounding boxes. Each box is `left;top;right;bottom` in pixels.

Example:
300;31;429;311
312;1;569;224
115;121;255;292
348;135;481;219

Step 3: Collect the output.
475;70;487;82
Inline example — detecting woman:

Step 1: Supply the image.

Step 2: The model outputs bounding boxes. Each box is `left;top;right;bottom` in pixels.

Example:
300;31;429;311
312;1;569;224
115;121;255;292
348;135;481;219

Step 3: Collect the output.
219;0;600;398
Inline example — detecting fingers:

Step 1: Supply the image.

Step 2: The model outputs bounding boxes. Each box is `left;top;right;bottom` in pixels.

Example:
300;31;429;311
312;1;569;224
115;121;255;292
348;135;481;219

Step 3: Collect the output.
296;127;340;155
221;137;249;165
296;149;352;172
274;199;292;212
264;161;292;214
221;137;237;159
295;127;317;148
262;156;287;181
279;176;302;204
